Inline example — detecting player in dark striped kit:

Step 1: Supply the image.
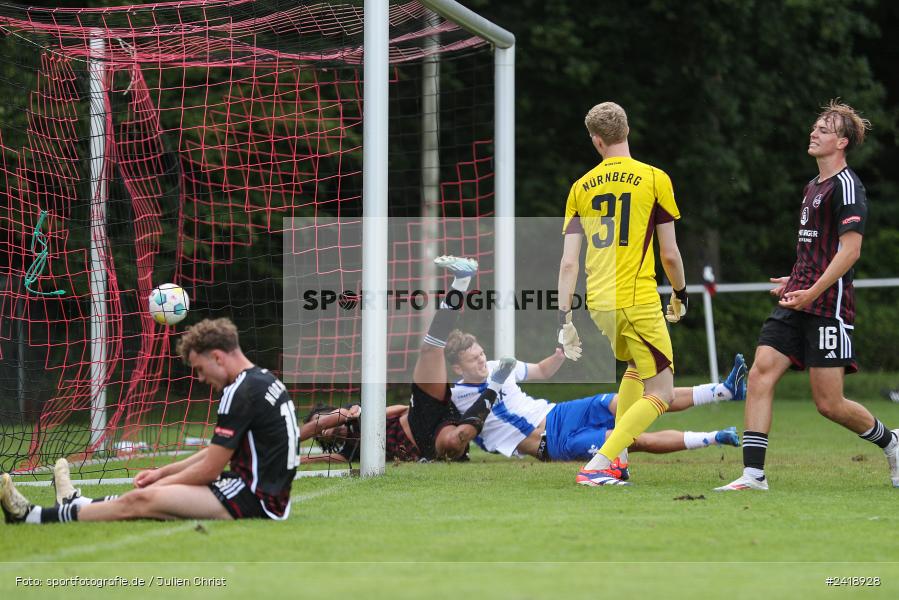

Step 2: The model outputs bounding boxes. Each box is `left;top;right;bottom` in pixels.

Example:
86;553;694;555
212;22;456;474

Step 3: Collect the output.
717;101;899;491
2;318;301;523
301;256;515;465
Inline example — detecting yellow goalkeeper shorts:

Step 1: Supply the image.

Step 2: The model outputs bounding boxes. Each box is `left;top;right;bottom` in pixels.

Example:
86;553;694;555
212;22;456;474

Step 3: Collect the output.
589;302;674;379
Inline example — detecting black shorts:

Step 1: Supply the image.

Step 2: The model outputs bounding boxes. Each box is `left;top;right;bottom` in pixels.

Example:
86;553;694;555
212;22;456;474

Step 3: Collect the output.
406;383;461;460
208;473;268;520
758;307;858;374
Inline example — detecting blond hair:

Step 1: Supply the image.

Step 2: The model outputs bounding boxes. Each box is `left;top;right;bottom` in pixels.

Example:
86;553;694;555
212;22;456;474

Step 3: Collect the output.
584;102;629;145
445;329;478;366
818;100;871;151
176;317;240;363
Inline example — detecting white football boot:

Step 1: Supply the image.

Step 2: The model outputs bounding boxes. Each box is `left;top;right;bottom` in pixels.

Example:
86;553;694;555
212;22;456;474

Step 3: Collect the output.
714;472;769;491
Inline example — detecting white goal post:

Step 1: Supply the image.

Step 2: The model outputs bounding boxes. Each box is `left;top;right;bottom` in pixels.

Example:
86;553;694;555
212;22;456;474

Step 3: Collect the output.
360;1;516;477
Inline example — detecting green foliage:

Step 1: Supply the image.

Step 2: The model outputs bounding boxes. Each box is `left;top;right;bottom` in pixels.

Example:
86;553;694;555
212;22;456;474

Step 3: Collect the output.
2;1;899;377
464;0;898;372
468;0;887;273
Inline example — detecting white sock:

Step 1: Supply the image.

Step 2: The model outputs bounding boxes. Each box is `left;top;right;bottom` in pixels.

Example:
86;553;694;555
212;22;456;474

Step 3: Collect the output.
885;432;898;453
70;495;93;508
439;276;472;309
684;431;717;449
583;452;612;471
25;506;41;524
451;276;472;293
692;383;731;406
744;466;765;480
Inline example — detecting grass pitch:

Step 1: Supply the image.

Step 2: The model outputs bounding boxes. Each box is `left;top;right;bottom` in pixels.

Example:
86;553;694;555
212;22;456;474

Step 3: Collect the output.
2;376;899;598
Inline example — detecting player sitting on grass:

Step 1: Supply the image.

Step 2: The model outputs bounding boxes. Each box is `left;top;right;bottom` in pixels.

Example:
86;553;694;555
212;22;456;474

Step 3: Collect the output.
446;330;746;465
2;317;300;524
302;256;514;465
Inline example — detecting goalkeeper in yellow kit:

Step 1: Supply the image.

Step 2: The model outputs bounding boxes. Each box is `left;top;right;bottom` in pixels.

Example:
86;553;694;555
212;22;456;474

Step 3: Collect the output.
557;101;687;486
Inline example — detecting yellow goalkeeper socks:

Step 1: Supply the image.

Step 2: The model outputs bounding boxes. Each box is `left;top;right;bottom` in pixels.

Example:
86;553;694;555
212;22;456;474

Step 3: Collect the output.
615;368;643;419
596;393;669;462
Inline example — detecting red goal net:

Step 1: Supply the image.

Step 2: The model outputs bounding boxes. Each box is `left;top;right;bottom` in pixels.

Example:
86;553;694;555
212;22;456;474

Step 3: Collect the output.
0;0;497;479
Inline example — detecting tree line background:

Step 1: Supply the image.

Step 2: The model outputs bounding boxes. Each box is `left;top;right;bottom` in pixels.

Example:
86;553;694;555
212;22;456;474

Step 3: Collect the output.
463;0;899;373
2;0;898;384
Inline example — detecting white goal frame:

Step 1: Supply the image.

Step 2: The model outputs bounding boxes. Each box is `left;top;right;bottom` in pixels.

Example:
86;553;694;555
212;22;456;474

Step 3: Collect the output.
360;0;516;477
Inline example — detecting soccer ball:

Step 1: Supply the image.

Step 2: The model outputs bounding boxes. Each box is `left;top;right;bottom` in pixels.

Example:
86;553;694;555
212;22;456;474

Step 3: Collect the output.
148;283;190;325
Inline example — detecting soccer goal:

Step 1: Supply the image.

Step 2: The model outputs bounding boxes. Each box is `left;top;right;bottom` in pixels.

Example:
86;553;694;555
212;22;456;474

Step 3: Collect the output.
0;0;514;482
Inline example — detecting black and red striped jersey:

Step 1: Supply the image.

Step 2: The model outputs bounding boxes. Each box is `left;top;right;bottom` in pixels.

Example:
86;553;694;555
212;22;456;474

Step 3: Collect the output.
331;415;421;463
782;167;867;323
210;366;299;519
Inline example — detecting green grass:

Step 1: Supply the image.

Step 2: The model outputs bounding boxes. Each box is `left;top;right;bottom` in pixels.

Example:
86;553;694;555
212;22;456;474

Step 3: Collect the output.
3;378;899;598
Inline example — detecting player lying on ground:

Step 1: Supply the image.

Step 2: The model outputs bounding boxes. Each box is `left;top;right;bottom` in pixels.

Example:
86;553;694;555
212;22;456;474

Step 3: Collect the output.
445;330;745;462
302;256;514;465
303;339;746;464
1;318;300;524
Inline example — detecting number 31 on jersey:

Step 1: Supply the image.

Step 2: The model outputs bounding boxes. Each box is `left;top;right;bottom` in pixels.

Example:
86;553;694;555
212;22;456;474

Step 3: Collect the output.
591;192;631;248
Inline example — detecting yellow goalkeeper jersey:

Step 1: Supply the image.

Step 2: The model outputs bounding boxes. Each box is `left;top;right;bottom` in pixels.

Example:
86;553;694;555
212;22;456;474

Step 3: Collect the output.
562;156;680;310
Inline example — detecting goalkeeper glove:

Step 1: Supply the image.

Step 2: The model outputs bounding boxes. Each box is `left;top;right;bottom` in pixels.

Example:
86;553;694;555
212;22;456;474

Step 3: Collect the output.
665;287;689;323
557;309;582;361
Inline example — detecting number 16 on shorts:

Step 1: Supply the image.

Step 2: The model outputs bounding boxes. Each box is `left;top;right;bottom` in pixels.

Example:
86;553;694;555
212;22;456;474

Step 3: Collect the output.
815;322;852;363
818;326;838;351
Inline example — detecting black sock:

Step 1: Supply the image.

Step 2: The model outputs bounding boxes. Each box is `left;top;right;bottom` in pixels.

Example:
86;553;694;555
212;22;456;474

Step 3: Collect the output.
860;419;895;449
39;503;79;524
742;430;768;472
460;388;498;432
424;308;460;348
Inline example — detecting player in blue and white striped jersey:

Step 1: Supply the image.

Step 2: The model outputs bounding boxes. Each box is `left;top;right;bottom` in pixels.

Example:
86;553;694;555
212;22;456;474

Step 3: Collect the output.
446;330;746;462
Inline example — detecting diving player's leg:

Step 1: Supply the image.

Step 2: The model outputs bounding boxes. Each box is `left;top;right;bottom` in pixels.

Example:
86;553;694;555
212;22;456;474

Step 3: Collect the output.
631;428;740;453
668;354;748;412
413;256;478;399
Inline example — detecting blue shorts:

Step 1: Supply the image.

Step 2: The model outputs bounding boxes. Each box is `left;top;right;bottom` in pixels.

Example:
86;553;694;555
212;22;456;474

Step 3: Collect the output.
544;393;616;461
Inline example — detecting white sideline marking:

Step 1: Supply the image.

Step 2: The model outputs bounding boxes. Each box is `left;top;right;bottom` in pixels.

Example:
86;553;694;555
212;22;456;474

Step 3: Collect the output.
17;477;136;487
6;522;199;563
291;479;355;503
16;451;194;475
18;447;325;477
